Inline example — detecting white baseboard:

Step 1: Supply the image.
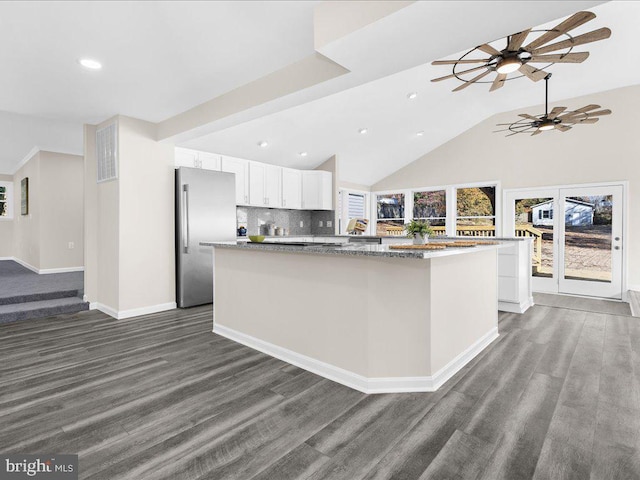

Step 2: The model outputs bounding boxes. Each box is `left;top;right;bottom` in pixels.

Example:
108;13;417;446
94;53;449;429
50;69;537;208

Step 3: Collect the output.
94;302;176;320
11;256;83;274
213;323;499;394
0;256;13;261
499;296;535;314
628;284;640;292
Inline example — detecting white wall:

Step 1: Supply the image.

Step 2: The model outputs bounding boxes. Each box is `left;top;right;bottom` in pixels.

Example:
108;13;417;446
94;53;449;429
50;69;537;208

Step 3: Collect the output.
10;150;84;271
0;173;14;257
84;115;175;317
372;85;640;290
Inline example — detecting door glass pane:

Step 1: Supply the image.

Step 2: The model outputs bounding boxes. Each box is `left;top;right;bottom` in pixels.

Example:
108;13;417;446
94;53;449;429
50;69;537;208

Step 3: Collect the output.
376;193;405;236
514;197;553;278
563;195;612;283
456;186;495;236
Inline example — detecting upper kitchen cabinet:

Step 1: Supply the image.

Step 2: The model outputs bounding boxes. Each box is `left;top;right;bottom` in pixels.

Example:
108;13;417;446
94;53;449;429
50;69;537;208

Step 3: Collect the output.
221;156;249;205
301;171;333;210
175;148;221;170
249;162;281;207
281;168;302;209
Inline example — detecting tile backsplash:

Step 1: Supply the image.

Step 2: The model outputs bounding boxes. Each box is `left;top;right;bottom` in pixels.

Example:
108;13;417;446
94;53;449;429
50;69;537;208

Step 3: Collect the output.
237;207;336;236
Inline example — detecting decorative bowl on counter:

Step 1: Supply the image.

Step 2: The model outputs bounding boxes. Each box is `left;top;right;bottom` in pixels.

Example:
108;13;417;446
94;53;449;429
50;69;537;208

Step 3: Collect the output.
248;235;265;243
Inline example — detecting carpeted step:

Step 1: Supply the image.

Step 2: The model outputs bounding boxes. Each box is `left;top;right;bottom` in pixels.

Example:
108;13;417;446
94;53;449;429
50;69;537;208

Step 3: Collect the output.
0;289;80;306
0;297;90;324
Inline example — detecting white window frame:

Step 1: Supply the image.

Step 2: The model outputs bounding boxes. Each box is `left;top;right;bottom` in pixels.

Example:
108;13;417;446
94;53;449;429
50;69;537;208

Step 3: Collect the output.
0;181;13;220
338;188;372;235
372;180;501;237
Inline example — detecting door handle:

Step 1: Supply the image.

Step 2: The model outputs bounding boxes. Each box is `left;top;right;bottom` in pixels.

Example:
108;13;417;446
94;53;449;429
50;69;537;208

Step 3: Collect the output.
614;246;620;250
183;184;190;254
615;237;620;241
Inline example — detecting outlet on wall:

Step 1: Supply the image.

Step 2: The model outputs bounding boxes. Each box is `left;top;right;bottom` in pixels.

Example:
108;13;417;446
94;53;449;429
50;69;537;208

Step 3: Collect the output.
68;242;74;249
319;221;323;227
327;221;332;228
300;220;304;228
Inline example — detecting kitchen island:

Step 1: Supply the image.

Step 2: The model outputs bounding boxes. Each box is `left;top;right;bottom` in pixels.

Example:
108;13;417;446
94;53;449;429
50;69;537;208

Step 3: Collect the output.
203;241;502;393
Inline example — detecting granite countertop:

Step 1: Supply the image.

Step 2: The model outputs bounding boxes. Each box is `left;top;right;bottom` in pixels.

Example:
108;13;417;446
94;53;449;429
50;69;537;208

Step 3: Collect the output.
202;241;504;259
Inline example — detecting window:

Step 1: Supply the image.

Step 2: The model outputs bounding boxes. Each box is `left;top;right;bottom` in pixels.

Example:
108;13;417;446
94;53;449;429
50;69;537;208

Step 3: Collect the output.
339;189;370;234
413;190;446;228
376;193;405;236
0;181;12;219
456;186;496;236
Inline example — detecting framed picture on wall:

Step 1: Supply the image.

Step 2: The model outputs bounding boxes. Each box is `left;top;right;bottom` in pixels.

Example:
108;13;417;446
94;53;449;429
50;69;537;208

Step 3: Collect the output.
21;177;29;215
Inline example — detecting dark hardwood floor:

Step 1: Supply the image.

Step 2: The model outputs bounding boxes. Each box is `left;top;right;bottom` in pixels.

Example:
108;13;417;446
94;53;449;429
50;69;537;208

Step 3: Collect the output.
1;304;638;479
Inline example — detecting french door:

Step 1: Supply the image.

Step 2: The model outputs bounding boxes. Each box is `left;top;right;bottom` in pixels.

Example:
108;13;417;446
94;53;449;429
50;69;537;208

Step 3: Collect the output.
504;184;624;299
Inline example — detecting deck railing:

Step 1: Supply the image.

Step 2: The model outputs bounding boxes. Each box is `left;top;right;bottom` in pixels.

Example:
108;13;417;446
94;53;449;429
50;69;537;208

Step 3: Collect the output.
430;225;543;269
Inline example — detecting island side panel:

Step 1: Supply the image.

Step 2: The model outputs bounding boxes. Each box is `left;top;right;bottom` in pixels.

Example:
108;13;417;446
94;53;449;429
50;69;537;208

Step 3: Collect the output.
429;248;499;375
213;248;432;379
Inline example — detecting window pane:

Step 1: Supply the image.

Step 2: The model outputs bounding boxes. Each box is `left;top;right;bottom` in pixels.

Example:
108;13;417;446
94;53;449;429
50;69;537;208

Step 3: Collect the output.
0;202;5;217
376;220;405;236
456;187;495;216
456;186;496;236
377;193;404;219
348;193;366;218
413;190;445;217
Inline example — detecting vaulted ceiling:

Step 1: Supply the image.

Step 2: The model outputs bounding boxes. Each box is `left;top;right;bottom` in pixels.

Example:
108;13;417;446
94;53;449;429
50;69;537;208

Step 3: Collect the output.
3;1;638;184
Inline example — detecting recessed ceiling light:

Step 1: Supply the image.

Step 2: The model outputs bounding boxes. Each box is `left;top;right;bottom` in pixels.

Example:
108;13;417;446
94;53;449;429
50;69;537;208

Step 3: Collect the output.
78;58;102;70
359;128;368;135
298;152;308;157
416;131;425;137
407;92;418;100
258;141;269;148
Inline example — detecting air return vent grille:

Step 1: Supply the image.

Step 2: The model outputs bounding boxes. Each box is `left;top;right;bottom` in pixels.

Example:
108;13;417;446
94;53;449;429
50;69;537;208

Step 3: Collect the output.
96;123;118;182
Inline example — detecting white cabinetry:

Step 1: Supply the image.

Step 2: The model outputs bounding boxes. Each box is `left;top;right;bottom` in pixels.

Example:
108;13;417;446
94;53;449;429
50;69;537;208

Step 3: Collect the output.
497;239;534;313
175;148;221;170
221;156;249;205
301;171;332;210
281;168;302;210
249;162;282;207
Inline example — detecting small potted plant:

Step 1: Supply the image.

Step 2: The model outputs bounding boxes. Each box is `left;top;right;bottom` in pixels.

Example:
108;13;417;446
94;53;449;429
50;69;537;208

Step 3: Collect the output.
405;220;433;245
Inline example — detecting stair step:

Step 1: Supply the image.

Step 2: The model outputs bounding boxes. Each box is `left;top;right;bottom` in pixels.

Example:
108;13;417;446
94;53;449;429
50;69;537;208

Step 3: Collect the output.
0;289;79;306
0;297;90;324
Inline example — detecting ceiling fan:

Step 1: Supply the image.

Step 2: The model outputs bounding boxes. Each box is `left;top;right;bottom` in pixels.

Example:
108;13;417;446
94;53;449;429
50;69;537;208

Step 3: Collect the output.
494;73;612;136
431;11;611;92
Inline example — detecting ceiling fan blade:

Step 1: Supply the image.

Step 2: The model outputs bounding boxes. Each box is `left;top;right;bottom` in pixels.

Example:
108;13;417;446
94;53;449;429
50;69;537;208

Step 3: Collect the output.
532;27;612;55
586;109;612;117
477;44;501;56
528;52;590;64
519;64;547;82
452;69;492;92
578;118;599;124
548;106;567;120
490;73;507;92
518;113;541;121
508;29;531;51
531;129;543;136
432;58;490;65
506;131;521;137
573;104;602;113
431;65;488;82
555;124;572;132
524;11;596;51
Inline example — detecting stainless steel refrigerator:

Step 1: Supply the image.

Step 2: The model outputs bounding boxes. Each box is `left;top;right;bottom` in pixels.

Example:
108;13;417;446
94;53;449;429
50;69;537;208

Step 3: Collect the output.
176;167;236;308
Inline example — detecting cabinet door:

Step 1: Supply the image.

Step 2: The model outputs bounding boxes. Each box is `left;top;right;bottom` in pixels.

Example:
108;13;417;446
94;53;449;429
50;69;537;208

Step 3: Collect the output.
248;162;266;206
175;148;199;168
319;171;333;210
264;165;282;208
199;152;221;171
301;171;321;210
221;156;249;205
281;168;302;209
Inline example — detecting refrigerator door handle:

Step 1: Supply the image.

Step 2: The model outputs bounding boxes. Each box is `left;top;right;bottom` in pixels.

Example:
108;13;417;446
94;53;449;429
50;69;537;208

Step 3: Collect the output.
183;184;190;254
